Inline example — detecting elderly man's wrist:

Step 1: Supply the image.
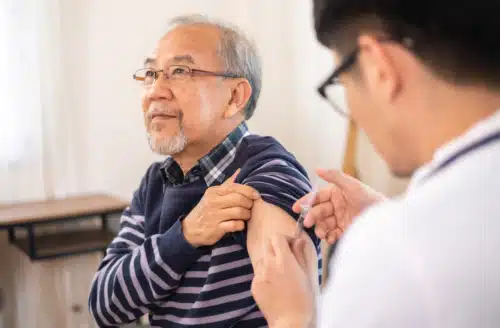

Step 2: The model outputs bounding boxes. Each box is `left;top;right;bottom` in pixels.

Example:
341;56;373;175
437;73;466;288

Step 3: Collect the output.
181;218;201;248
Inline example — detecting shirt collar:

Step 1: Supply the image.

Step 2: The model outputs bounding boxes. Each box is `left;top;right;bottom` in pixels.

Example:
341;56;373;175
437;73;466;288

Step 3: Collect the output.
409;109;500;188
160;122;250;186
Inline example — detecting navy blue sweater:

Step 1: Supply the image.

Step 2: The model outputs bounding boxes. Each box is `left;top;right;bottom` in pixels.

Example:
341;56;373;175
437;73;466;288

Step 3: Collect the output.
89;127;321;328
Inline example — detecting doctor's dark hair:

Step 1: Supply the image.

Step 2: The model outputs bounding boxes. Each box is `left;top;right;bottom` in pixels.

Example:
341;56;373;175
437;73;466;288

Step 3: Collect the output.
313;0;500;89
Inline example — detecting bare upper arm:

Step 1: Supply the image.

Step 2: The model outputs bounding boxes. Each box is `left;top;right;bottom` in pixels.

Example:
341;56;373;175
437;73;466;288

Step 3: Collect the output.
247;199;319;289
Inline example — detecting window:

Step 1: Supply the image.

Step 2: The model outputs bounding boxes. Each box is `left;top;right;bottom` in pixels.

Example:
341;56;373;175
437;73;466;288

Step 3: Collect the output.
0;0;43;167
0;0;51;202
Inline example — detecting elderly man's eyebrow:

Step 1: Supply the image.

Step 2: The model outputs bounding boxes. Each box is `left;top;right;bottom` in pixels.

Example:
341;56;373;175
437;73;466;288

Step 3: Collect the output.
143;54;195;67
171;55;195;64
143;56;156;67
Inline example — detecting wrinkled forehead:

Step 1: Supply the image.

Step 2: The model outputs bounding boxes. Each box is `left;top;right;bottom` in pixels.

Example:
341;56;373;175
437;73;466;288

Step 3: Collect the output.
146;24;223;70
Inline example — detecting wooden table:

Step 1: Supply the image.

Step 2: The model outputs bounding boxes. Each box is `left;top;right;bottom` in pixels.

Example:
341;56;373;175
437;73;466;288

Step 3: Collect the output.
0;194;128;261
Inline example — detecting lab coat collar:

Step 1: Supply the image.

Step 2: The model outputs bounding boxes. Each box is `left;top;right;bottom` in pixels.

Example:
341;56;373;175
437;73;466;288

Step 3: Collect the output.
409;109;500;189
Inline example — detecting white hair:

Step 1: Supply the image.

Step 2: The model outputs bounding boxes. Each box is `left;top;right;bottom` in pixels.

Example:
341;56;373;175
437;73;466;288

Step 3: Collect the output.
147;122;188;155
166;14;262;119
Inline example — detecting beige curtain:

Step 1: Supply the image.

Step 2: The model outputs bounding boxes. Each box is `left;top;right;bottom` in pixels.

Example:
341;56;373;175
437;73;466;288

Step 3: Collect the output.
0;1;86;327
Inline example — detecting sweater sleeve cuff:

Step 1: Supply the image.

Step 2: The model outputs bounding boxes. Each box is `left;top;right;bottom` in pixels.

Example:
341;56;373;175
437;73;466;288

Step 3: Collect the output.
157;219;207;273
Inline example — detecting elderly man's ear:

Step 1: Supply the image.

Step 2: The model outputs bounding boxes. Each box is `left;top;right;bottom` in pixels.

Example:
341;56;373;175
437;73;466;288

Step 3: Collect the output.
224;80;252;118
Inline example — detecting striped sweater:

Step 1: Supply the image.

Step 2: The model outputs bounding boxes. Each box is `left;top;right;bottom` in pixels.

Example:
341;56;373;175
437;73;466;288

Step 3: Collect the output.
88;123;322;327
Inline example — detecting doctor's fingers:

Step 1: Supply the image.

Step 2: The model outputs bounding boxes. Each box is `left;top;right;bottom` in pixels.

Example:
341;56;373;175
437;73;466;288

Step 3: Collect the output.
325;227;343;245
303;201;336;228
293;185;333;213
314;216;339;240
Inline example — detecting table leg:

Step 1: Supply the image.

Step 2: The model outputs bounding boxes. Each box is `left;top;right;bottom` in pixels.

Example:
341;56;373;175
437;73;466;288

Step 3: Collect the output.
8;227;15;243
27;224;37;259
101;214;110;258
101;214;108;231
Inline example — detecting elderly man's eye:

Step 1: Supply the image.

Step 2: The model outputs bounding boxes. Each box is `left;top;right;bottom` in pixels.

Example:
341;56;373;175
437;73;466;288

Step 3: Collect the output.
171;67;189;75
145;70;156;77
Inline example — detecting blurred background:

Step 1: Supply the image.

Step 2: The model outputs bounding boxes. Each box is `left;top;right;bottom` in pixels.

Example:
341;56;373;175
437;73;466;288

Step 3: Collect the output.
0;0;407;327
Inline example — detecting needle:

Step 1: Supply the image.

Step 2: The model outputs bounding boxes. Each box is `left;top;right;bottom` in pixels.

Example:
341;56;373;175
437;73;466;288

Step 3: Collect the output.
294;186;318;238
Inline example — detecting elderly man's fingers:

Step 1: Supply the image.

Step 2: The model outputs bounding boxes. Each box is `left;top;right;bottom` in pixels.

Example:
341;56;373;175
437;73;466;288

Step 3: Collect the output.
218;207;252;222
213;192;254;209
218;220;246;234
218;183;260;200
222;169;241;185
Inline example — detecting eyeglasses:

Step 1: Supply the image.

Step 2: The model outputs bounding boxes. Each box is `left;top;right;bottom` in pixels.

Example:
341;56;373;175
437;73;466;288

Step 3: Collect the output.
133;65;240;86
317;37;414;118
317;49;359;118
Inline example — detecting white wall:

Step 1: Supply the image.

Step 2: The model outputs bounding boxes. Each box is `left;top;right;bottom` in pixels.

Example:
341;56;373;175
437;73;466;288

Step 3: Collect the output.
59;0;348;199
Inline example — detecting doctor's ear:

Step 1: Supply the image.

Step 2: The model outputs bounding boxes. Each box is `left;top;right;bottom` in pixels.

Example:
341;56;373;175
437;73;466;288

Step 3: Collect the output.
224;79;252;118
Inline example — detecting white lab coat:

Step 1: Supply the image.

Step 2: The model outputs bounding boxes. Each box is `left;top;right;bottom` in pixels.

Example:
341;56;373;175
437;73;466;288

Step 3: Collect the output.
320;110;500;328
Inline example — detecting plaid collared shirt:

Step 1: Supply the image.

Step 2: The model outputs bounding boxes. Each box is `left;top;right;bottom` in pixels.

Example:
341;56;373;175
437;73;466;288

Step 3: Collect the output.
160;122;250;187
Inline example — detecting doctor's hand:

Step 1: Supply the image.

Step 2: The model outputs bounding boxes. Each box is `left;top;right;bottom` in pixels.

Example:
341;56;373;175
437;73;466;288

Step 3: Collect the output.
182;169;260;247
251;234;316;328
293;168;386;244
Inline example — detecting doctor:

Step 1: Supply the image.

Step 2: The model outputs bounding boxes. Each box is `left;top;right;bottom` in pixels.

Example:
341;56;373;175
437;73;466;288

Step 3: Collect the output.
250;0;500;327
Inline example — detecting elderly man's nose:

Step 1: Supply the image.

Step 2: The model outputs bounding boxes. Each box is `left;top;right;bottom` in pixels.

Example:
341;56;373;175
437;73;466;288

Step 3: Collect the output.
148;77;174;100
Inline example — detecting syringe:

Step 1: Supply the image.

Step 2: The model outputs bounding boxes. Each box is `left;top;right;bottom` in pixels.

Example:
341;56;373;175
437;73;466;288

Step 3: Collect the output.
294;186;318;238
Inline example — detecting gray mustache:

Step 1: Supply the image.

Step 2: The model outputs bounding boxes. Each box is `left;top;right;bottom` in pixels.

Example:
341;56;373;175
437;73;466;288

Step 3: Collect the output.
146;101;179;119
147;110;176;119
146;110;184;127
146;108;182;119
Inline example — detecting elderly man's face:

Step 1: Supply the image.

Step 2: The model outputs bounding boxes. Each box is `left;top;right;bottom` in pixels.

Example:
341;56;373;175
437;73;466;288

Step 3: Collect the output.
142;24;233;156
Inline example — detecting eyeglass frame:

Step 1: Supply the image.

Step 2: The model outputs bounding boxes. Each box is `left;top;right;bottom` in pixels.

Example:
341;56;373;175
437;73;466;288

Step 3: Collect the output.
133;65;241;86
317;49;359;118
317;37;414;118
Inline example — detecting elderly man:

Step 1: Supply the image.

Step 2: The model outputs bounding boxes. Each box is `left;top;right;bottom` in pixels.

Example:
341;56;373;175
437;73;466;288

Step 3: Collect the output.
88;15;321;328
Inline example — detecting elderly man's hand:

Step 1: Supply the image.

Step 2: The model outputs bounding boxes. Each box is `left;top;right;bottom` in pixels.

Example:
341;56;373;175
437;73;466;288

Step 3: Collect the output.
293;168;386;244
251;235;316;328
182;170;260;247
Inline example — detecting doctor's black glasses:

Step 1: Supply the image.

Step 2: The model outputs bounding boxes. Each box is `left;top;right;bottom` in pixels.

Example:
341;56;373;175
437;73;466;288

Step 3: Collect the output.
317;37;414;118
